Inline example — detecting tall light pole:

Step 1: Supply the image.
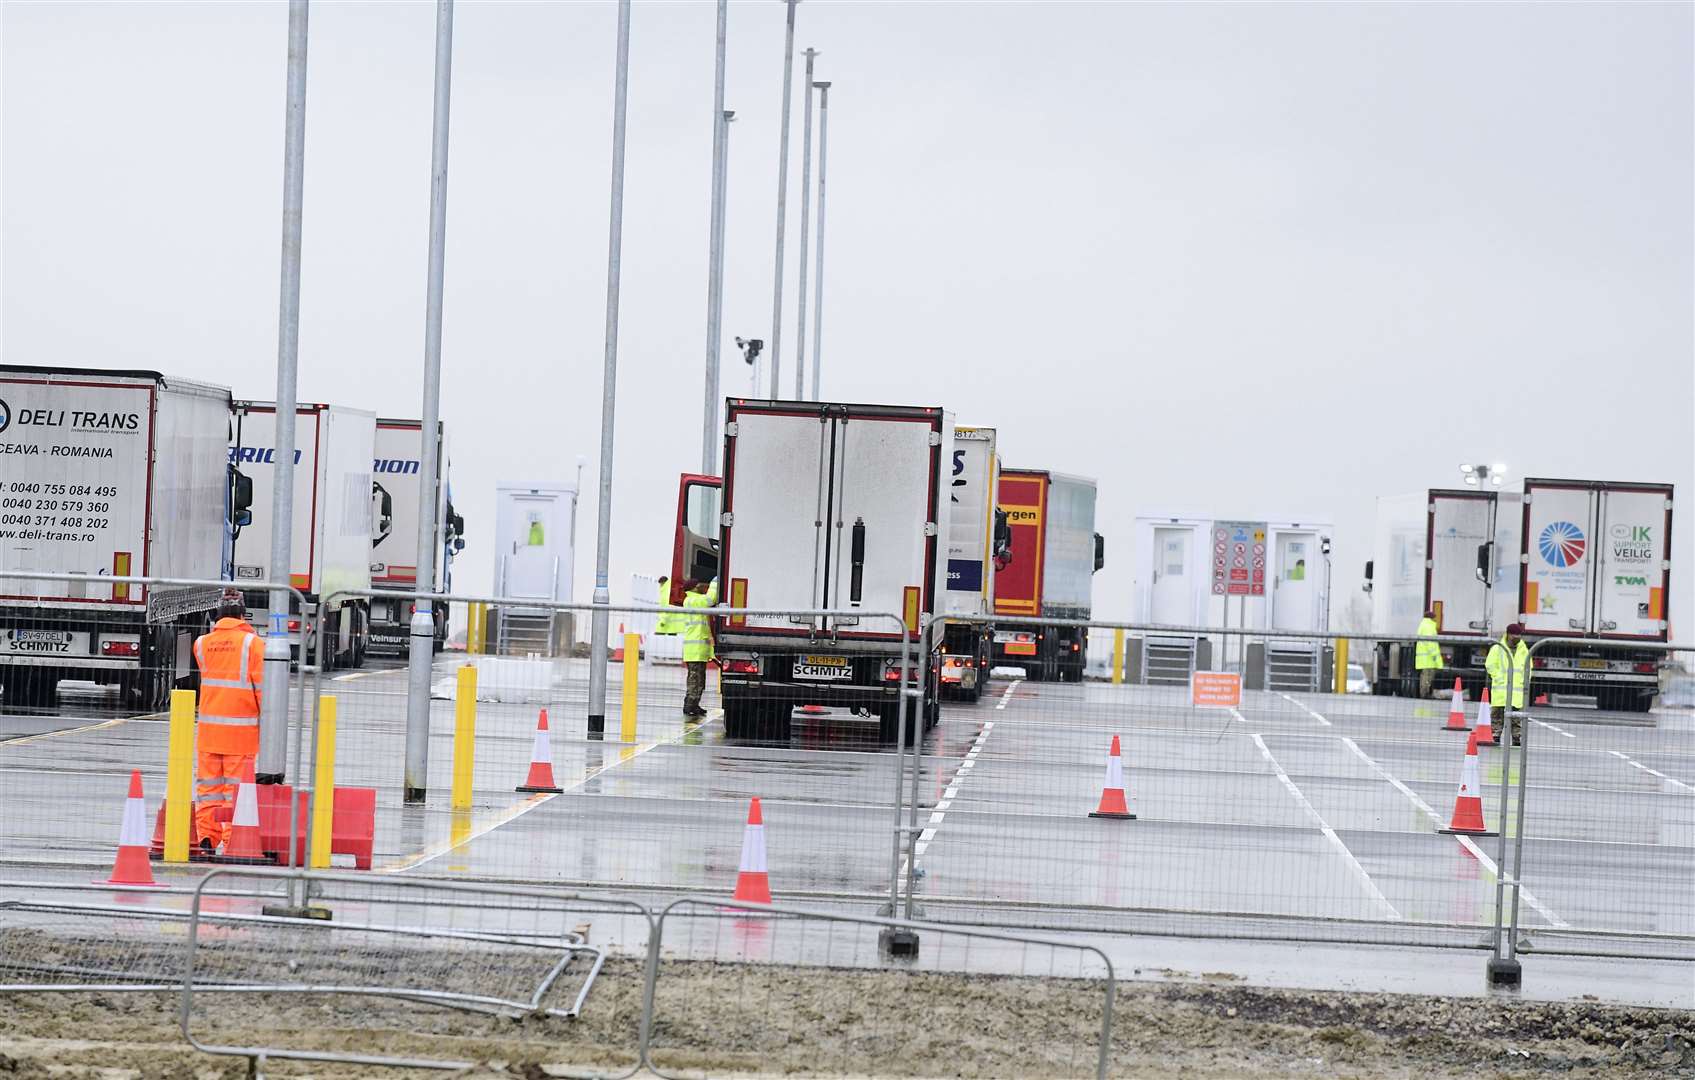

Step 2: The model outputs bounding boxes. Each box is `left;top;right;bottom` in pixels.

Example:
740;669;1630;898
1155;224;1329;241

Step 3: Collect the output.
791;48;817;401
701;0;729;476
809;80;831;403
586;0;633;740
258;0;310;784
767;0;799;397
403;0;455;804
1460;463;1509;488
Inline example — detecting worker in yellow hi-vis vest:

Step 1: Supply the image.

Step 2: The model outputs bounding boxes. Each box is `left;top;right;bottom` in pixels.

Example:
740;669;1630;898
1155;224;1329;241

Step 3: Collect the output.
1415;609;1444;698
681;578;718;718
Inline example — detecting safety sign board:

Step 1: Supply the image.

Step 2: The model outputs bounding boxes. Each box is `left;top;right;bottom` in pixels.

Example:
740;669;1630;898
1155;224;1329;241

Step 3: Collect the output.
1211;520;1267;597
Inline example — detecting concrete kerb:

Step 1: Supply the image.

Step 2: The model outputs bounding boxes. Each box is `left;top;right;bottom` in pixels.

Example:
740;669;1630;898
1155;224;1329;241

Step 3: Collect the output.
315;588;923;927
640;894;1117;1080
177;866;653;1078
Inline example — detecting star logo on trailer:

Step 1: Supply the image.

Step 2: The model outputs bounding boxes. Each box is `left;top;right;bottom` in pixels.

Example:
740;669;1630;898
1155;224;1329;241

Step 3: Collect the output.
1538;521;1586;568
0;399;10;433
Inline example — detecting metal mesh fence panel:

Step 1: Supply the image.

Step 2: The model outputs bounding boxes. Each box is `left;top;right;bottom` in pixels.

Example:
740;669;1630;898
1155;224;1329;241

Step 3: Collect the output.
642;897;1114;1079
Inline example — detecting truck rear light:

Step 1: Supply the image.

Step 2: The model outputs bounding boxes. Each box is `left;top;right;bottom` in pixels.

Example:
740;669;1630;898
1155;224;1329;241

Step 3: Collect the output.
100;640;140;657
722;657;760;675
1634;662;1659;673
1532;658;1546;668
287;618;301;632
1071;642;1080;652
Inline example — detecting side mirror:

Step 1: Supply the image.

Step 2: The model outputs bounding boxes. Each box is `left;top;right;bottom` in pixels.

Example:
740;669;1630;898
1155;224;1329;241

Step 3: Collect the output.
1475;542;1493;584
453;537;466;553
234;509;253;528
1092;533;1105;573
1362;559;1373;595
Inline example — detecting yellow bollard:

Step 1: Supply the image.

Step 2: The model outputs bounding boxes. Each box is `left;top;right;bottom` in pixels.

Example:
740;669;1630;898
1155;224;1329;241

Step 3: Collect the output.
310;695;337;868
1334;638;1350;695
1111;629;1125;686
163;689;196;863
452;665;477;810
621;632;640;743
466;602;483;655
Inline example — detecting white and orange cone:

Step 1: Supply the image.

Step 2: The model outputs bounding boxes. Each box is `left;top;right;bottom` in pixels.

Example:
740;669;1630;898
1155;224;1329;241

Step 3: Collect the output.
1438;731;1498;836
216;760;271;863
1473;688;1497;747
517;708;563;793
732;797;772;904
1089;735;1137;820
1443;678;1469;731
101;770;164;887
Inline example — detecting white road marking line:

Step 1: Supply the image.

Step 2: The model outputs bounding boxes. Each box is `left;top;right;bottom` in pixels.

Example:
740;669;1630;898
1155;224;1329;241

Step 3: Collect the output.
384;713;722;872
1277;692;1332;727
995;680;1021;710
332;670;377;682
908;720;995;866
1340;736;1569;929
1608;749;1694;793
1533;719;1576;739
1252;733;1399;920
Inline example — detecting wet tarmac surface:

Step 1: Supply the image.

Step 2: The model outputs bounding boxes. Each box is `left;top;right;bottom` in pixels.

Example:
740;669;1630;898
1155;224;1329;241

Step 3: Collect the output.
2;657;1691;1006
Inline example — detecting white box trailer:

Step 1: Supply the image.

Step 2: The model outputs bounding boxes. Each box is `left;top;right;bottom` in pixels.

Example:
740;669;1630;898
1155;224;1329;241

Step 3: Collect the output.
0;366;232;708
491;481;577;655
938;425;1005;700
367;419;464;656
229;402;377;668
698;399;952;742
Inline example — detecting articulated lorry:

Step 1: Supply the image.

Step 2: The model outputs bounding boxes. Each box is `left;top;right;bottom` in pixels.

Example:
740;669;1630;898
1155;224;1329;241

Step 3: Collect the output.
990;469;1104;681
367;418;464;656
938;426;1010;700
1364;480;1673;710
229;402;379;668
0;366;237;708
671;399;952;741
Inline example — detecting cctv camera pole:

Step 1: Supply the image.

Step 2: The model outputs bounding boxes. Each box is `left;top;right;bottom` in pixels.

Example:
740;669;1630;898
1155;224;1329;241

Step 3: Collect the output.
809;80;830;402
701;0;728;477
791;48;817;400
404;0;454;804
258;0;310;785
767;0;798;397
587;0;633;740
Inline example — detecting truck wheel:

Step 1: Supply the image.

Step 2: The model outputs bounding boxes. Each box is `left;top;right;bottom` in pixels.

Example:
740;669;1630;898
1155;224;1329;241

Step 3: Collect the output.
724;702;757;740
878;705;919;745
1;667;57;709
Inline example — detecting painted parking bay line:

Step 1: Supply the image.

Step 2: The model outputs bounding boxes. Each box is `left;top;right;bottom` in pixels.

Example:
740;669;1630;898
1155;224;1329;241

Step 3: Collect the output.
383;713;723;872
1277;692;1332;727
1252;733;1399;920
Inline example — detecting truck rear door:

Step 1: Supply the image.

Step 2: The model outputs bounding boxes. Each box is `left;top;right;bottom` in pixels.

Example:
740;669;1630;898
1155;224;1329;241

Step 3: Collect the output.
1592;483;1672;639
1427;490;1495;633
994;472;1047;618
722;407;831;630
1520;479;1597;635
825;411;943;634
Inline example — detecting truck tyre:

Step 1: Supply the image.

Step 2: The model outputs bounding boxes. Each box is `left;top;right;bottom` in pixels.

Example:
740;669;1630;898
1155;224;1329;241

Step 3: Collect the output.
4;667;59;709
878;704;919;745
724;701;757;740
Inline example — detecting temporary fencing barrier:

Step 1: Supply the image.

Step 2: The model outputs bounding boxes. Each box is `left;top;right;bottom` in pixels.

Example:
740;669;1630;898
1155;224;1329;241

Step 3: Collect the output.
641;896;1116;1080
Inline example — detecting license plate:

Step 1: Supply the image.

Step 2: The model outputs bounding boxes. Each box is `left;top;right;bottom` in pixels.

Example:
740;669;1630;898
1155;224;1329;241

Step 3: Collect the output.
3;630;74;654
1577;658;1608;670
793;655;851;681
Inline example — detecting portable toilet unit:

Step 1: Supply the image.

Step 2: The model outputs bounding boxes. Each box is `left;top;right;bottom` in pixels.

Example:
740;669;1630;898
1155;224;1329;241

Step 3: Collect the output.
493;480;578;655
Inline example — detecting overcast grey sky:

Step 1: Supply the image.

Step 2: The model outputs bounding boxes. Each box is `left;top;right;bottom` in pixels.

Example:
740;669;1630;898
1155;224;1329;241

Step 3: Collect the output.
4;1;1691;632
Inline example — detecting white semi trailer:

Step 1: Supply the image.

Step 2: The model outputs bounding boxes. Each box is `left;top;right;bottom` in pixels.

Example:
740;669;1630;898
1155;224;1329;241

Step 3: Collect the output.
368;418;464;656
0;365;235;708
229;402;378;668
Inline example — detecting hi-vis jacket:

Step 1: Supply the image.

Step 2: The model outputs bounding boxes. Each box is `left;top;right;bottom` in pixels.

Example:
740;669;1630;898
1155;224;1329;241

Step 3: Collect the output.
1415;616;1443;670
682;581;718;662
193;617;265;754
1485;636;1530;710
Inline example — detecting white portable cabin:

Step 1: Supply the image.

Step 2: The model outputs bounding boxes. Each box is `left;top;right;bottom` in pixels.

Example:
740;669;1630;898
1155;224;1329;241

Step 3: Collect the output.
1133;514;1335;632
492;480;577;655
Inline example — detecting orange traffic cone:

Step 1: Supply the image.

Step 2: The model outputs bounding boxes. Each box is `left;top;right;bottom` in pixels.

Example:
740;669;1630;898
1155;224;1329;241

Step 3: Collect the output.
1438;731;1497;836
101;770;164;887
611;624;626;662
1089;735;1137;820
732;797;772;903
1443;678;1469;731
517;708;563;793
214;761;271;863
1473;688;1497;747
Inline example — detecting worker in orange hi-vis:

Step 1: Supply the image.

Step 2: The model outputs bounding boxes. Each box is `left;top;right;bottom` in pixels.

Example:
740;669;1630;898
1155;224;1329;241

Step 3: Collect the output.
191;598;265;854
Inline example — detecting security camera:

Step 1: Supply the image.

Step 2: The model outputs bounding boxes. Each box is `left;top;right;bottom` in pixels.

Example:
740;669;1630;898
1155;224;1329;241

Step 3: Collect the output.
735;337;764;364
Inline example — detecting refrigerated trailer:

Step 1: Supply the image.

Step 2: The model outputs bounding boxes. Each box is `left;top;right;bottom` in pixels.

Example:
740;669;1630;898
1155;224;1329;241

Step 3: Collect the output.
672;399;952;742
367;419;464;656
229;402;378;668
991;470;1104;681
0;366;235;708
937;426;1009;700
1363;481;1672;710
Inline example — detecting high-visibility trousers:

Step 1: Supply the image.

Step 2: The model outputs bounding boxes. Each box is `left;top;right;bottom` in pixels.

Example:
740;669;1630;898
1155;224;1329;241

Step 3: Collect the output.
195;749;253;849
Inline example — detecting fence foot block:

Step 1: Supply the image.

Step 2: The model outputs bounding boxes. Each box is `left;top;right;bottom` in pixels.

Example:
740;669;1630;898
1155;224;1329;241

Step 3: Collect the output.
879;926;921;959
1486;956;1522;988
261;903;334;921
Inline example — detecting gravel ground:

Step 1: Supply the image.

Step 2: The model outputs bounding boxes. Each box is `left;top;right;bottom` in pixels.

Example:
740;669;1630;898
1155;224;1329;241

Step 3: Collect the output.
0;956;1690;1079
